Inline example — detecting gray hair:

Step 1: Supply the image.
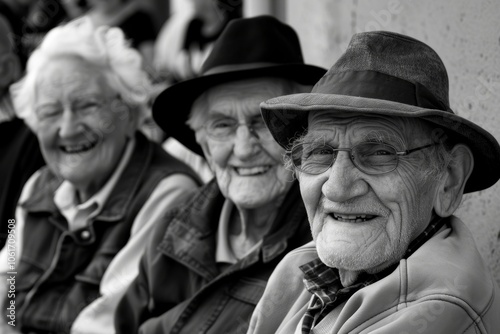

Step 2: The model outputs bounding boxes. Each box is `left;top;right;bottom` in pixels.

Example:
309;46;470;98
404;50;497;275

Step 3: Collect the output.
10;17;154;131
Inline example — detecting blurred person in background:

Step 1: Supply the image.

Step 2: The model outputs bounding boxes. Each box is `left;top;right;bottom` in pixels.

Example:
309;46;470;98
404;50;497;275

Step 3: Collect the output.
0;15;44;250
85;0;158;72
0;17;200;334
0;0;36;67
153;0;241;83
115;16;325;334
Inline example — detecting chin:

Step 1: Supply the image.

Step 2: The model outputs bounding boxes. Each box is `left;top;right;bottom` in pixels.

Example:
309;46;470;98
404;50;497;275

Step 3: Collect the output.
316;243;378;272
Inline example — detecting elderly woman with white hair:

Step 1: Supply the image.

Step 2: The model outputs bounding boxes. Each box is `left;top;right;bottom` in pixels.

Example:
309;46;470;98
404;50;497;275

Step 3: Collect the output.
0;18;200;334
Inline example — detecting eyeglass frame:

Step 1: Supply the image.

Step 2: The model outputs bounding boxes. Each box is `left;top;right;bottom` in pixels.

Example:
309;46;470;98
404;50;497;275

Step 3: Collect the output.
287;141;438;175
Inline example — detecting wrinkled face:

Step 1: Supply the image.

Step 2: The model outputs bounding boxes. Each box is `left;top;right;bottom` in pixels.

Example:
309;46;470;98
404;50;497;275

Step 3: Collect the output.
193;78;294;209
34;56;134;198
298;111;439;273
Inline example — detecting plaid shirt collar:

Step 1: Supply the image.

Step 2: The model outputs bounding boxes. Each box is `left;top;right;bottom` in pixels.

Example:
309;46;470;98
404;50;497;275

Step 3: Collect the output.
300;215;447;332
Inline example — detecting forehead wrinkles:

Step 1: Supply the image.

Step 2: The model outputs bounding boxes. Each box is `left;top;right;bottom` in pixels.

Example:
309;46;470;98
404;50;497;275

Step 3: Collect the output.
306;112;428;146
36;66;108;101
205;91;260;118
212;77;291;97
205;79;289;117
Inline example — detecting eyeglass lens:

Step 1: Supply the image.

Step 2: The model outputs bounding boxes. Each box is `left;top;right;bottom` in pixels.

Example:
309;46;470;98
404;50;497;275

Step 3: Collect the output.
291;142;400;175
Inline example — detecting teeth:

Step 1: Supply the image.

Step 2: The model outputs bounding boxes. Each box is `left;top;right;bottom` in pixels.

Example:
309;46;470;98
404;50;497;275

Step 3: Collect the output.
332;213;375;222
61;141;97;154
235;166;271;176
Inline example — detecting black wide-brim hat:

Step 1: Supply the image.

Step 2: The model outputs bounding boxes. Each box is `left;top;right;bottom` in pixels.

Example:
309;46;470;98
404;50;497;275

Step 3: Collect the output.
261;31;500;193
153;15;326;156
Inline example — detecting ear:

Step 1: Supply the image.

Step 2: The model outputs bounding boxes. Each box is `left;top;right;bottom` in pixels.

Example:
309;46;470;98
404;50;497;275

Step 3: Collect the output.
434;144;474;217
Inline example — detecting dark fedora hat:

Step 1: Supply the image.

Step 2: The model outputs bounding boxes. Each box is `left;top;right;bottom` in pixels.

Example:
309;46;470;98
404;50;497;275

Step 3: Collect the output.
261;31;500;193
152;15;326;156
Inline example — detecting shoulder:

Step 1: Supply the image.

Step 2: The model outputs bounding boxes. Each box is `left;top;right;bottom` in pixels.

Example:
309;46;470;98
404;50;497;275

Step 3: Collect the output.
139;173;199;215
340;216;500;332
128;173;200;236
405;217;497;306
19;166;60;206
152;173;200;193
279;241;318;269
405;217;500;327
260;241;317;304
249;242;317;334
18;169;44;203
143;137;202;185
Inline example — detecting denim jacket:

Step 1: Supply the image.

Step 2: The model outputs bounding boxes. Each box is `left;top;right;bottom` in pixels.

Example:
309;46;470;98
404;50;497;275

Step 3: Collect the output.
11;132;200;333
116;180;311;334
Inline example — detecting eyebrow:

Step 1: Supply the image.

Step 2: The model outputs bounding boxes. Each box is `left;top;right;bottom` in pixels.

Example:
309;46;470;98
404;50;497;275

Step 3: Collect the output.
34;102;61;115
206;110;263;120
205;111;233;120
71;93;107;101
297;133;328;146
301;130;407;147
362;130;407;147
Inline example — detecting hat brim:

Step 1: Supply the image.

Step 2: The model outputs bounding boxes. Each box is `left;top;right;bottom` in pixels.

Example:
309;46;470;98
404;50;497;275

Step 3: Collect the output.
152;64;327;156
261;93;500;193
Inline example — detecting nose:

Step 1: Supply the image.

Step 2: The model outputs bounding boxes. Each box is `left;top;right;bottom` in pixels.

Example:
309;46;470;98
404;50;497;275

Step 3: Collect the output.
321;151;369;203
232;124;259;160
58;108;82;138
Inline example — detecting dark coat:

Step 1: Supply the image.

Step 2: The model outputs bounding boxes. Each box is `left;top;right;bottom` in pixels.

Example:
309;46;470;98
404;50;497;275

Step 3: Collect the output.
116;180;312;334
11;132;200;333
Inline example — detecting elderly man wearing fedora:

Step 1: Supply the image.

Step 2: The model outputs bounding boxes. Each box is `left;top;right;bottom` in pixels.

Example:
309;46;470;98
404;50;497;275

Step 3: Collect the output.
247;31;500;334
115;16;325;334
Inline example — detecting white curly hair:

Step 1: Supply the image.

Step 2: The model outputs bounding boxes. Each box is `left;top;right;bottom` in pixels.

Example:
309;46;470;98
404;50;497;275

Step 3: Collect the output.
10;17;155;131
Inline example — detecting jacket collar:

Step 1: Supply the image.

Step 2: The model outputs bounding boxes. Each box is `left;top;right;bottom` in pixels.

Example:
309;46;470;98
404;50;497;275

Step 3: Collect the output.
158;180;305;280
21;132;153;222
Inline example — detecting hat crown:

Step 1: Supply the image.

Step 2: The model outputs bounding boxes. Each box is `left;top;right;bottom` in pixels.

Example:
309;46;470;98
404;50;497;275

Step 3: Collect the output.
315;31;450;109
201;15;305;74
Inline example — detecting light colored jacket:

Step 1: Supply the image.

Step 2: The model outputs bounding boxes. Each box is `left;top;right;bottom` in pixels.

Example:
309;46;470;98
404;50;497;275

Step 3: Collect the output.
248;216;500;334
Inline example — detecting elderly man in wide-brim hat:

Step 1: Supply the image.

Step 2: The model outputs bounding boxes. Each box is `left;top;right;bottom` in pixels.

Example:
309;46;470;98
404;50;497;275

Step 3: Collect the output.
248;31;500;334
116;16;326;334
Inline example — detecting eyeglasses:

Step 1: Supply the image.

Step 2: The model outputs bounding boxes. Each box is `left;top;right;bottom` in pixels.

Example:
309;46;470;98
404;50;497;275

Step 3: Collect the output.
203;117;273;141
288;141;437;175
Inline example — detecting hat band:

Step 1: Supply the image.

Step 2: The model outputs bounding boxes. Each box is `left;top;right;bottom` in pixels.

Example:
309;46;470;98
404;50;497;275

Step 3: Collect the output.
203;62;287;76
312;70;450;112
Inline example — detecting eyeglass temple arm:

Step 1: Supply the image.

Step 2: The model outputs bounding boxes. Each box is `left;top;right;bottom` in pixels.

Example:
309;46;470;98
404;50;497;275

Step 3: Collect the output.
396;143;437;155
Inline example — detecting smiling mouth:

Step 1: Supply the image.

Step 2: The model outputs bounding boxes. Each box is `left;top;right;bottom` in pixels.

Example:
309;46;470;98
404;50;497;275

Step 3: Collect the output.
234;165;272;176
60;140;98;154
331;213;377;223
